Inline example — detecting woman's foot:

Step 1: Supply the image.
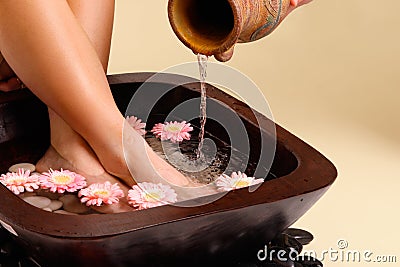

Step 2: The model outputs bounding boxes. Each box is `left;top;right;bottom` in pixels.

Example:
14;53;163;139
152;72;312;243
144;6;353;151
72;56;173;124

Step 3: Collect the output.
36;146;133;214
39;111;211;212
103;122;193;187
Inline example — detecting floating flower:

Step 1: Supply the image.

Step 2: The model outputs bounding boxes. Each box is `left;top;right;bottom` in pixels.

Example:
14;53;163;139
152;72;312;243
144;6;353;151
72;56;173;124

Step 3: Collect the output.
215;171;264;192
151;121;193;143
127;182;177;210
0;169;40;195
39;169;87;193
126;116;146;136
78;182;124;206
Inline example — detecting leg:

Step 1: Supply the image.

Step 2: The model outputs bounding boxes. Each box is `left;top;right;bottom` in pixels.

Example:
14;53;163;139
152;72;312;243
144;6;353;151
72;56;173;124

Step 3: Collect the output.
0;1;190;188
37;0;115;177
37;0;132;213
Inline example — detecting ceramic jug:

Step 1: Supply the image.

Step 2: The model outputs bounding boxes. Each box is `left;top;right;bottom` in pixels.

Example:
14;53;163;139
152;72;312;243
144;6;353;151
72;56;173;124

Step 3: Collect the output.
168;0;291;61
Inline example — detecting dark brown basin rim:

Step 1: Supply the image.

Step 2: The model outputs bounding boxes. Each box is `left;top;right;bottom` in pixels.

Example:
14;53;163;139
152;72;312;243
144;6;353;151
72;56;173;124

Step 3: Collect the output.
0;72;337;238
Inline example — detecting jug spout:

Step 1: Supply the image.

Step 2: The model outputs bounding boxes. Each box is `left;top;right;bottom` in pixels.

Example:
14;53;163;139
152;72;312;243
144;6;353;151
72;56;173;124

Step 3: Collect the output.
168;0;291;62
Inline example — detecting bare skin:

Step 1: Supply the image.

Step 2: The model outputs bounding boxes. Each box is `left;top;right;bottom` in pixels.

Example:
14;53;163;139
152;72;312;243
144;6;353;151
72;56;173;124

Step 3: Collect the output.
37;0;115;176
36;0;119;182
1;0;134;213
0;0;191;192
0;0;312;212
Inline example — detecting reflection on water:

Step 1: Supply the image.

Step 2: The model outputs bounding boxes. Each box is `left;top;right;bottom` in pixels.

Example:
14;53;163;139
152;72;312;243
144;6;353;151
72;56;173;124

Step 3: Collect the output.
146;134;261;185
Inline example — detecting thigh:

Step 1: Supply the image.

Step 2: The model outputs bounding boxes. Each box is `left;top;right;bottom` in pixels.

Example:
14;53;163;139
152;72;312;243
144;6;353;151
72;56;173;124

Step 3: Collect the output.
67;0;115;68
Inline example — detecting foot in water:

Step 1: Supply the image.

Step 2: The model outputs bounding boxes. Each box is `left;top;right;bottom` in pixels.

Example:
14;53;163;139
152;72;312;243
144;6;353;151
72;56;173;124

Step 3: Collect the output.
101;122;194;188
36;120;217;213
36;144;219;211
36;145;133;214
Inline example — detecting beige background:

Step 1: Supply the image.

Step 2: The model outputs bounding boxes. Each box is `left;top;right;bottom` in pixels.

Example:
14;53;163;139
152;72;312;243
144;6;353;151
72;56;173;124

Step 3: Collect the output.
109;1;400;265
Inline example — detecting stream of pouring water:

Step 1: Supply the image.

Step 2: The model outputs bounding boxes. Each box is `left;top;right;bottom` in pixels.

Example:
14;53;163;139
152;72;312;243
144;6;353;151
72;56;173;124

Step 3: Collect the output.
196;54;208;159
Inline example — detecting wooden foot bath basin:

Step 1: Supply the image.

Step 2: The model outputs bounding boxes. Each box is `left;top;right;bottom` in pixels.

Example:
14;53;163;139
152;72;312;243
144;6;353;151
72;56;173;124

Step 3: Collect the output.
0;73;336;266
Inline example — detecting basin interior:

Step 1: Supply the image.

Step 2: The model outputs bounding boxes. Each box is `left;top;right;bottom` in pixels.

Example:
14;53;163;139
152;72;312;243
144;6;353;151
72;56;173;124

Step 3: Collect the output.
0;81;297;182
0;75;338;266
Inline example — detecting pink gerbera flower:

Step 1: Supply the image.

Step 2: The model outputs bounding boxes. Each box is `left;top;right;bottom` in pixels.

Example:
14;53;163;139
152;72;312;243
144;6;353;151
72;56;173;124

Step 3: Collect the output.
215;171;264;192
0;169;40;195
127;182;177;210
39;169;87;193
151;121;193;143
126;116;146;136
78;182;125;206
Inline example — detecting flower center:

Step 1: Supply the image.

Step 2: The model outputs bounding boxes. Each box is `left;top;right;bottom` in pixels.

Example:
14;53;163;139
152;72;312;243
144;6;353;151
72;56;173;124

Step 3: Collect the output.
235;180;250;188
9;177;27;184
165;125;181;133
53;174;74;185
94;190;110;197
145;192;162;202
